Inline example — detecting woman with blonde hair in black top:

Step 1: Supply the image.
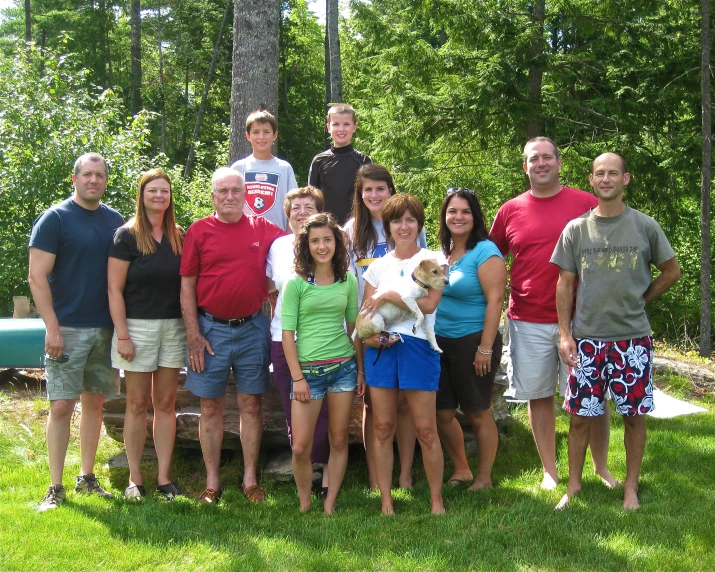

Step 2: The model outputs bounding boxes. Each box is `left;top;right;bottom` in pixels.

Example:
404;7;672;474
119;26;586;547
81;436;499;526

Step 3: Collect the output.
108;169;186;500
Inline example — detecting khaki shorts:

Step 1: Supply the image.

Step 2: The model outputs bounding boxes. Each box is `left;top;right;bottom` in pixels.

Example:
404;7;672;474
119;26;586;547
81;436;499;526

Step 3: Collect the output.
507;319;568;400
112;318;187;372
46;327;119;401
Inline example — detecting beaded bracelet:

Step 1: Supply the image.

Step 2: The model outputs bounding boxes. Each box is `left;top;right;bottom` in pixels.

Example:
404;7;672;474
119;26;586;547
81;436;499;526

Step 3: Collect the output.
477;346;493;355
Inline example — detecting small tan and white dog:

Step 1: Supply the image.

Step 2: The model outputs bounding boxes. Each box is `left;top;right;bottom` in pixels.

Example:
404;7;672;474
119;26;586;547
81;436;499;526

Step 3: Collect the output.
354;258;448;352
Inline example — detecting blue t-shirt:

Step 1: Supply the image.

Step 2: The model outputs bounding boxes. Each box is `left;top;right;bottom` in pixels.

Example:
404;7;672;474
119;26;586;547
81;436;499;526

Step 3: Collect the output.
435;239;503;338
29;198;124;327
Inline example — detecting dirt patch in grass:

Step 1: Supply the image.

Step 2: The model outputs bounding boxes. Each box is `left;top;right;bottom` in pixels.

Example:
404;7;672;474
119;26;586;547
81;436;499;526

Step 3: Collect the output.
0;368;47;421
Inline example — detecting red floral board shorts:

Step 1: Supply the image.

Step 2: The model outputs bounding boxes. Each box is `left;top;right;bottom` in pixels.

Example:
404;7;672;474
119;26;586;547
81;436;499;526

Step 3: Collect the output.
563;336;654;417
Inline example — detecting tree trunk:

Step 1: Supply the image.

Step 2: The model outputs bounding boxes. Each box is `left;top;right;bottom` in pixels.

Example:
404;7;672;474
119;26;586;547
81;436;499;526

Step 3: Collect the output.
157;6;167;154
326;0;342;103
323;21;331;149
185;0;232;179
700;0;712;357
525;0;545;139
130;0;143;115
229;0;281;163
98;0;107;85
24;0;31;43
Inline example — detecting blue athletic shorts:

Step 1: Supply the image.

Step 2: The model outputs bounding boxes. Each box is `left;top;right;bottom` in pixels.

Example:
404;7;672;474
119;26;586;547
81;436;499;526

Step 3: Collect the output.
364;334;440;391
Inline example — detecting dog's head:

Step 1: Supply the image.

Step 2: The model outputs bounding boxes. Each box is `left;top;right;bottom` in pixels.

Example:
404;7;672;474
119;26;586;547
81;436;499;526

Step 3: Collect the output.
414;259;449;290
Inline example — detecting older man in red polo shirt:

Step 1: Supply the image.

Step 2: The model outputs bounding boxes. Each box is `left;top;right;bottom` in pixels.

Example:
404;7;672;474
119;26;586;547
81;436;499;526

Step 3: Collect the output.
181;167;284;504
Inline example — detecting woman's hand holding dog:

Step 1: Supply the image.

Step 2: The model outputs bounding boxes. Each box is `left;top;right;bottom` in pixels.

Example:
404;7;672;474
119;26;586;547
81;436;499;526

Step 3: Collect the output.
360;290;400;319
361;333;400;348
188;331;214;373
293;379;311;402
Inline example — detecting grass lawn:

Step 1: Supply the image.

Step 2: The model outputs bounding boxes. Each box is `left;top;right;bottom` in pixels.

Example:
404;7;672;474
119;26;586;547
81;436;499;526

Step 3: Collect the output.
1;373;713;572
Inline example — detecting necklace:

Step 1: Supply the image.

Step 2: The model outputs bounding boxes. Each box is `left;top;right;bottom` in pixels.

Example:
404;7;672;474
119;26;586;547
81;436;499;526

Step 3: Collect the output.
393;254;412;277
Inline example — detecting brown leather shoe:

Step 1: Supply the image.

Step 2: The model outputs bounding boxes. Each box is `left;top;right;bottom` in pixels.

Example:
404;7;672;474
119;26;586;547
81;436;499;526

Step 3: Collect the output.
243;484;266;503
198;488;222;504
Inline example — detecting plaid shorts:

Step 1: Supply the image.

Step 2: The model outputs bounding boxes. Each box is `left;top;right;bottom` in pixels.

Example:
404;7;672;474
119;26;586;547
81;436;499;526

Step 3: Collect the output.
563;336;654;417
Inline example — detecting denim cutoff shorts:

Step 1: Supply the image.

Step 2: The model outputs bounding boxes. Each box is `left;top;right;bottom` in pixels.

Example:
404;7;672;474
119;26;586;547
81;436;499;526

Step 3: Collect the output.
291;356;357;400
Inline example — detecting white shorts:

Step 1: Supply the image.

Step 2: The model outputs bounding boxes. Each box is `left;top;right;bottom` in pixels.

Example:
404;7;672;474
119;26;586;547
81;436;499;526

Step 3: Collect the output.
507;319;568;400
112;318;187;372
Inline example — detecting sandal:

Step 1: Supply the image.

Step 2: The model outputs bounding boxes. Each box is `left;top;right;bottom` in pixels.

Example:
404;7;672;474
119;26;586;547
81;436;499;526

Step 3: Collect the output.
157;482;187;501
124;484;146;500
198;488;222;504
243;484;266;503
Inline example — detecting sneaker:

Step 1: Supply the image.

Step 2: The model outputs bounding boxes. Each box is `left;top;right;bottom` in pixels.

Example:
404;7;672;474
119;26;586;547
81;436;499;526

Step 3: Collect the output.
38;485;66;512
157;482;187;501
124;484;146;500
75;473;113;498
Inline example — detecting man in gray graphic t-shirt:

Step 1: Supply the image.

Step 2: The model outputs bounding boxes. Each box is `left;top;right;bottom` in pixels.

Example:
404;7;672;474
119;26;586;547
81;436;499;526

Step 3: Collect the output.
551;152;680;511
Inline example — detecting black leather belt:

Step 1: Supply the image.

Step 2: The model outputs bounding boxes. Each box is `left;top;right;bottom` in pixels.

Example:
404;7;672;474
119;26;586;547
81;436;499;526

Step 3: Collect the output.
198;308;256;327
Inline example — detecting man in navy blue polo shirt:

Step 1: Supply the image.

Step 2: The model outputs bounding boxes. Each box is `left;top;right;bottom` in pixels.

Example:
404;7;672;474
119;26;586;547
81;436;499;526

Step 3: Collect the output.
29;152;124;512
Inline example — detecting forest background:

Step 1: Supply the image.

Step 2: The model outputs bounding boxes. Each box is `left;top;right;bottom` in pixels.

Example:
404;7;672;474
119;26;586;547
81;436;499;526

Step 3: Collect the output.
0;0;711;353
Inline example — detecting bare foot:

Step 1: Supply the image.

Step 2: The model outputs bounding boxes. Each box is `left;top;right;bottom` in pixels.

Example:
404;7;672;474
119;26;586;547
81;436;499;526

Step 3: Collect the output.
554;486;581;510
623;486;640;510
447;471;473;486
398;476;413;490
381;502;395;516
541;472;559;490
300;503;311;513
431;498;445;514
467;478;492;491
595;469;621;489
324;502;337;515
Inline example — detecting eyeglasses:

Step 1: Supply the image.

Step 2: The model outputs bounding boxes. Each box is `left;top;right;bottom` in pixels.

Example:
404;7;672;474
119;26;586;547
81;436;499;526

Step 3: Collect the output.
446;187;475;196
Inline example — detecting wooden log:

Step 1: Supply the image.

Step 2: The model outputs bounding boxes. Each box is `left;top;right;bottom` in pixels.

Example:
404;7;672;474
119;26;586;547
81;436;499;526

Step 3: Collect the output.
102;351;512;451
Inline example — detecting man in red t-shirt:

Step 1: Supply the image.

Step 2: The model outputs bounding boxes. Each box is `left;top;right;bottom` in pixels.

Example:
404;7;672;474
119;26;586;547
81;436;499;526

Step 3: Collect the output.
180;168;284;504
490;137;616;491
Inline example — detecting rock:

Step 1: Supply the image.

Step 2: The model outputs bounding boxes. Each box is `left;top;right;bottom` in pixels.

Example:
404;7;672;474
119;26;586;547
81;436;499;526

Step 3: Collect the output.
653;356;715;388
264;448;294;482
105;447;157;470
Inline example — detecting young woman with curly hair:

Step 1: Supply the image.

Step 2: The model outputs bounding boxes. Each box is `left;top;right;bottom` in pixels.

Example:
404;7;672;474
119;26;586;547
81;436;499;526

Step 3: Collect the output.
281;213;365;514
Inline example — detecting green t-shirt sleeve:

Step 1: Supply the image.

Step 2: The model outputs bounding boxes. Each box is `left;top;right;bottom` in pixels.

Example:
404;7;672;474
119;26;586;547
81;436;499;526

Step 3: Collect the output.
647;219;676;266
345;273;358;323
551;222;578;273
281;276;301;331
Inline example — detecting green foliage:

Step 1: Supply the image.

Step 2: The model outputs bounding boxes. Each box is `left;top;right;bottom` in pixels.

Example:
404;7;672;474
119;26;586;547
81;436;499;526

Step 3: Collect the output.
277;0;326;184
0;46;154;315
343;0;708;341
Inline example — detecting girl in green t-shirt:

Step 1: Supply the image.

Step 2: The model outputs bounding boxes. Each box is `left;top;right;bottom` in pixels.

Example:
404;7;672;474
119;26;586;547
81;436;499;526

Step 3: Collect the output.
281;213;365;514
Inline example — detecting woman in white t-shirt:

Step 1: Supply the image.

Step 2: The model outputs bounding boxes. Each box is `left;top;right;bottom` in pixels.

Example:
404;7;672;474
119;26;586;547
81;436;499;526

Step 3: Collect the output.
358;194;446;515
344;165;425;491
